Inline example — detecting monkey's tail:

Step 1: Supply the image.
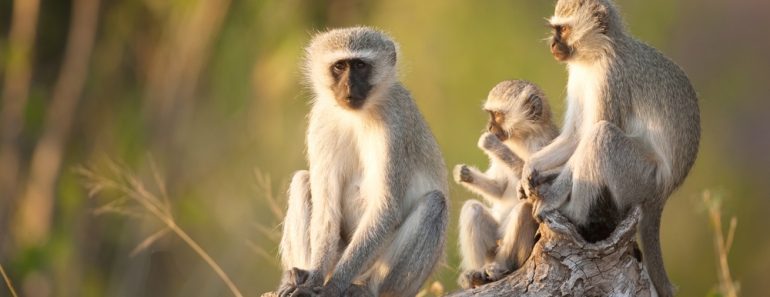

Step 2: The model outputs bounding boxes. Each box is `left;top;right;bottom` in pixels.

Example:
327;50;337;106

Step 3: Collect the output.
640;205;675;297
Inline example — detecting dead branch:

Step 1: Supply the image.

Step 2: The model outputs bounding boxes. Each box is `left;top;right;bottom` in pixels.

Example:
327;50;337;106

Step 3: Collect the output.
447;206;653;297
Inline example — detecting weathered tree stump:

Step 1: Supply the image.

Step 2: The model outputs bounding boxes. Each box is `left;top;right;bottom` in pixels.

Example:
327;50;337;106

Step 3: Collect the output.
262;207;654;297
448;206;654;297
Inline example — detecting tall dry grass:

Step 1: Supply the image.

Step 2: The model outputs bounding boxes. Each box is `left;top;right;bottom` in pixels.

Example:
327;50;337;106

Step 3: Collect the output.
0;263;19;297
77;161;244;297
702;190;740;297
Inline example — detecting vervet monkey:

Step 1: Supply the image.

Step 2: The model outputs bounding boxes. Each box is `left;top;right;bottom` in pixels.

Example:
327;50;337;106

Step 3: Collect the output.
454;80;558;288
519;1;700;296
277;27;449;297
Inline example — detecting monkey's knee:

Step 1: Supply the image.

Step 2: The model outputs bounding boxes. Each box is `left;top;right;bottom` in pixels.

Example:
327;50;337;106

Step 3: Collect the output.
459;200;486;226
289;170;310;197
587;120;626;149
458;200;498;270
497;202;538;269
286;170;312;217
420;190;448;224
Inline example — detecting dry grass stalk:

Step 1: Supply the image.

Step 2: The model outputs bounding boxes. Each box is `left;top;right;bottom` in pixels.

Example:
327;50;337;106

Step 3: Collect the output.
77;162;244;297
251;169;286;267
0;263;19;297
702;190;740;297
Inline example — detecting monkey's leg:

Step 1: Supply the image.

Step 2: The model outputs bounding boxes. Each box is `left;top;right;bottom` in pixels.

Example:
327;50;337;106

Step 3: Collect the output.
363;190;448;297
556;121;658;226
457;199;499;289
278;170;313;297
487;202;537;281
457;200;499;289
569;121;668;295
280;170;313;269
560;121;672;296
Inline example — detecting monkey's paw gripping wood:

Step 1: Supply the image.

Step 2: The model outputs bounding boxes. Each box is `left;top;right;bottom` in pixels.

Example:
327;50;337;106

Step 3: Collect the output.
448;207;655;297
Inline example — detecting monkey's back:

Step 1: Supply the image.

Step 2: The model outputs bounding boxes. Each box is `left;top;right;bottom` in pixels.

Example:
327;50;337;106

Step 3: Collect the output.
384;84;449;212
617;38;701;194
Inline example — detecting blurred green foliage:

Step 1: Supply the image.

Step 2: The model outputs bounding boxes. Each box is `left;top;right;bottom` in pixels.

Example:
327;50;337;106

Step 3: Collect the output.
1;0;769;296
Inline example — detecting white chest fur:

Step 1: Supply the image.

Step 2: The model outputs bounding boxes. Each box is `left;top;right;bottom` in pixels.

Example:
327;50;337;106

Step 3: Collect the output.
567;63;604;137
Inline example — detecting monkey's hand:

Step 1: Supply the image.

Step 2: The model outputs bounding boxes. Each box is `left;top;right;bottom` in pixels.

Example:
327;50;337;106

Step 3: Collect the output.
453;164;474;183
478;132;504;151
530;174;571;222
278;268;313;297
519;163;541;198
517;181;528;200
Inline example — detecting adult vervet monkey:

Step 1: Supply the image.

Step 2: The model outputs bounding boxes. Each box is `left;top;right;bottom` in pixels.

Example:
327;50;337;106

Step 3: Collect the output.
520;1;700;296
454;80;558;289
277;27;449;297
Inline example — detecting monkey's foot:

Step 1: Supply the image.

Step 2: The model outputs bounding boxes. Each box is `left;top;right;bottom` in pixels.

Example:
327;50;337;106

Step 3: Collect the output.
458;269;490;289
482;262;511;282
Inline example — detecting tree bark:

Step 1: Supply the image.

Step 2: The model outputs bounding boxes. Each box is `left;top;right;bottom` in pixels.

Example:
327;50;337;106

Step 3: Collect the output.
447;206;654;297
261;207;654;297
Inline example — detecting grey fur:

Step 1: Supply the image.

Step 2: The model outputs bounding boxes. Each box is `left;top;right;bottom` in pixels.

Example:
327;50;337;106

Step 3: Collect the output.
454;81;557;289
521;1;701;296
278;27;448;297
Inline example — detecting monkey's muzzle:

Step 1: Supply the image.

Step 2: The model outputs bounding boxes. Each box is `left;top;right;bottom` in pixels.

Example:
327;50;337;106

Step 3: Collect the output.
550;39;572;61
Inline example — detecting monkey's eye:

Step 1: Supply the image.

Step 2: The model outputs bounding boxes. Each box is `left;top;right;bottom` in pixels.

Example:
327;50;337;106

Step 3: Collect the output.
353;61;367;69
492;111;504;122
333;61;346;71
560;26;571;36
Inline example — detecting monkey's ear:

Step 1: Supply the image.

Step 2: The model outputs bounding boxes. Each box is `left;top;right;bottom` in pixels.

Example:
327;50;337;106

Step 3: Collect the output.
525;94;544;120
593;4;609;34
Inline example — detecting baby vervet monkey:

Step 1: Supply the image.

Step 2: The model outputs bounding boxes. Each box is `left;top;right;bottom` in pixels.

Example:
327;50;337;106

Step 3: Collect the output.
277;27;449;297
454;80;558;289
520;1;701;296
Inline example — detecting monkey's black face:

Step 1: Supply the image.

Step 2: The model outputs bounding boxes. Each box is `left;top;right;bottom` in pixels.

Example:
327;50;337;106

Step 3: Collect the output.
486;110;508;141
331;58;373;110
550;24;573;61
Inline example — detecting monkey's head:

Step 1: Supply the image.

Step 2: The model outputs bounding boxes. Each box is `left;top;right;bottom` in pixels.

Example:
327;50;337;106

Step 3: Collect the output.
483;80;552;141
548;0;624;63
305;27;398;111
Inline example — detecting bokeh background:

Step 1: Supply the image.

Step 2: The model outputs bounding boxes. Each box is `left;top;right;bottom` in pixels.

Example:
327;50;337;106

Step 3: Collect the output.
1;0;769;296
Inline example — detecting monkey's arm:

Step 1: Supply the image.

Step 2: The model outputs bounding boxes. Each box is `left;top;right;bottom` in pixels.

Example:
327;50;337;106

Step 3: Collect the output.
478;132;525;178
527;131;578;172
303;166;344;289
521;103;580;196
323;154;407;295
453;164;507;202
